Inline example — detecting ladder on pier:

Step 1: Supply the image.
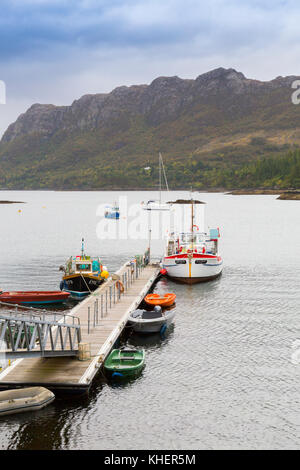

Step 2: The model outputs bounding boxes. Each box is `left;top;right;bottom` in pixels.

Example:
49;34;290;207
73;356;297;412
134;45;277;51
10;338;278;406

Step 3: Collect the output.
0;310;81;359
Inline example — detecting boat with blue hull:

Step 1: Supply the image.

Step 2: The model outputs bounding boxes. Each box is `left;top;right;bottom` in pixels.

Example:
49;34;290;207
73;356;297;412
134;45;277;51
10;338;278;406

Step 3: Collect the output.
104;204;120;219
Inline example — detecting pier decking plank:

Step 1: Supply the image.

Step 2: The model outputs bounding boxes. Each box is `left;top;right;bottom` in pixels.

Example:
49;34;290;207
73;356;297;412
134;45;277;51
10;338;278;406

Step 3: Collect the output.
0;264;159;392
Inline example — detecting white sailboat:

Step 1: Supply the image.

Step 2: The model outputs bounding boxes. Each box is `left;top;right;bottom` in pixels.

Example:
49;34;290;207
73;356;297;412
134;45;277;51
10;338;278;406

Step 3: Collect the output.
142;153;170;211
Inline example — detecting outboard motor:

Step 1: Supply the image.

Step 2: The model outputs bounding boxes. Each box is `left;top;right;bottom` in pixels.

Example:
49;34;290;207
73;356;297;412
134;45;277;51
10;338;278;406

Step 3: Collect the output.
154;306;162;314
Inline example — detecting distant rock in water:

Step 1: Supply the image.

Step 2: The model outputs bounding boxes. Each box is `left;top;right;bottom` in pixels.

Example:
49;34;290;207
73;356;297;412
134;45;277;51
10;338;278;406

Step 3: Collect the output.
0;200;25;204
277;191;300;200
227;190;280;195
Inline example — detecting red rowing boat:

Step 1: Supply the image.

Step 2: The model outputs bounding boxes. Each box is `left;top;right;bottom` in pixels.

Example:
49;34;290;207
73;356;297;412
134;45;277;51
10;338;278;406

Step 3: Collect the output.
0;291;70;305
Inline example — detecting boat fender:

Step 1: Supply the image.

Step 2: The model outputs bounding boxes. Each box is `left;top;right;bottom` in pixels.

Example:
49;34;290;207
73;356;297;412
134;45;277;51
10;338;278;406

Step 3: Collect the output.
59;281;64;291
116;280;125;293
160;269;167;275
160;324;167;336
112;372;123;378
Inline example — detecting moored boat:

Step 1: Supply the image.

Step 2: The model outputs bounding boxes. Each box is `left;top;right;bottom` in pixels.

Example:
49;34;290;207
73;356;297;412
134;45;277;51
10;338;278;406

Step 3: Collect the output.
104;348;145;378
0;387;54;416
144;293;176;307
128;306;175;334
141;153;170;211
162;198;223;284
0;291;70;305
59;239;109;300
104;203;120;219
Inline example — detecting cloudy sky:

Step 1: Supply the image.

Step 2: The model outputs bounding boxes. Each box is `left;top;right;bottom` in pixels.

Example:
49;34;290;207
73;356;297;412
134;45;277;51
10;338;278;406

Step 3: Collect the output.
1;0;300;135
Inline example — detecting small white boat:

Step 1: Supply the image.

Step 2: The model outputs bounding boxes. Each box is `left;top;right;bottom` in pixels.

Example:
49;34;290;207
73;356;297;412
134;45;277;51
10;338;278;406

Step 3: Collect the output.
141;153;170;212
128;306;175;333
104;203;120;219
0;387;54;416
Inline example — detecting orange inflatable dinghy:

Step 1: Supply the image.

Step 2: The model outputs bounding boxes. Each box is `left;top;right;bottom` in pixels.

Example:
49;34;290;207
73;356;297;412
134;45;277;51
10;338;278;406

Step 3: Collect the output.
144;293;176;307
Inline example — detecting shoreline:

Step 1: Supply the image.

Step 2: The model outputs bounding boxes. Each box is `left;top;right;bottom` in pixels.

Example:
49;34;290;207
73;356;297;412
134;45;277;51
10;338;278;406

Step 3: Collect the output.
0;189;299;200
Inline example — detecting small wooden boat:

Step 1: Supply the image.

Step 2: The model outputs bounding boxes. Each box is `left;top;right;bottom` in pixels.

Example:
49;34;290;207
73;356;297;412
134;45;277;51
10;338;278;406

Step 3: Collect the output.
104;348;145;379
0;291;70;305
0;387;54;416
128;306;176;334
144;292;176;307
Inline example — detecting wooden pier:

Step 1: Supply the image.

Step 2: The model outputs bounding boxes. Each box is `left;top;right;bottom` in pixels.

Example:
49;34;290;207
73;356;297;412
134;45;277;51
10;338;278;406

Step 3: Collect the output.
0;261;160;394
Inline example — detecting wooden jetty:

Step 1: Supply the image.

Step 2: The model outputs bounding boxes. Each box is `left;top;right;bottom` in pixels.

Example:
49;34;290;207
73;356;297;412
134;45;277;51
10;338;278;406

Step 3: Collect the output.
0;261;160;394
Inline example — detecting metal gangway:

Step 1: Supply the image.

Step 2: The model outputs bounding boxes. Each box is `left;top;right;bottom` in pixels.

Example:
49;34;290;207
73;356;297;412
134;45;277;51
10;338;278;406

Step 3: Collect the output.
0;308;81;359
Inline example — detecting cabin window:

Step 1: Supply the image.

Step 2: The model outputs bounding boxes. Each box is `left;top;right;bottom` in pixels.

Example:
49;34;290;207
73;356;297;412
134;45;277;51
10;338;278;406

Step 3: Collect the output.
76;264;92;271
175;259;186;264
195;260;207;264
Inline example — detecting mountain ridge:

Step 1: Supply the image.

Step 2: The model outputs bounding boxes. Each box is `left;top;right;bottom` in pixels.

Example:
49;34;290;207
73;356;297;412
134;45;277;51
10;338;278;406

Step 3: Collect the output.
1;67;300;190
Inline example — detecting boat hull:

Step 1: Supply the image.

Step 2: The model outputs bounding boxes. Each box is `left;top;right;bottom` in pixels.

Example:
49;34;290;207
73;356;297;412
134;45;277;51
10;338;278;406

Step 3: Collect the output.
128;309;176;333
61;274;103;299
0;291;70;305
104;349;145;378
105;212;120;219
144;293;176;307
163;254;223;284
167;272;222;284
0;387;54;416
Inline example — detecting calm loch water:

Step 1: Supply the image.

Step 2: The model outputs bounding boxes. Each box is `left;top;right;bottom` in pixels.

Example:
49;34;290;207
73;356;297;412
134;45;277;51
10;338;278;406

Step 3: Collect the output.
0;190;299;450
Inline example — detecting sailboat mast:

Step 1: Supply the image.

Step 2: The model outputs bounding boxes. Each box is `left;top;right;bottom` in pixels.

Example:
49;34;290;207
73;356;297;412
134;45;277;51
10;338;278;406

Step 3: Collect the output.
190;186;195;252
159;153;162;204
81;238;85;258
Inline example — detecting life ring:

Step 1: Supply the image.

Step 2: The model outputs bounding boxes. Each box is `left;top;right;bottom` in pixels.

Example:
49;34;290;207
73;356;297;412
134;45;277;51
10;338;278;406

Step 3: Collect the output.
116;280;125;294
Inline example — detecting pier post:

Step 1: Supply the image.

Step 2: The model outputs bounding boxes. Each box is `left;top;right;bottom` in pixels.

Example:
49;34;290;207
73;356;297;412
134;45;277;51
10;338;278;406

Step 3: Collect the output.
88;307;90;334
101;294;103;318
78;343;91;361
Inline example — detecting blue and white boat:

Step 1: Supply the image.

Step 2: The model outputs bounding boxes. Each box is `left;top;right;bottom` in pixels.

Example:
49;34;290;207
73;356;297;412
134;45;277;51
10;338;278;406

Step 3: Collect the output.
104;203;120;219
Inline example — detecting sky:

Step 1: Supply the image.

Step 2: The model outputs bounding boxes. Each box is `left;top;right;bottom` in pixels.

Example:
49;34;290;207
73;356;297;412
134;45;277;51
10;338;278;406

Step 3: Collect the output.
1;0;300;136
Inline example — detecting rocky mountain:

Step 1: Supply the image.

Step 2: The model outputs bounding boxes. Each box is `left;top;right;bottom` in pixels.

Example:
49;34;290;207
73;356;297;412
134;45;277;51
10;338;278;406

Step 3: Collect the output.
1;67;300;189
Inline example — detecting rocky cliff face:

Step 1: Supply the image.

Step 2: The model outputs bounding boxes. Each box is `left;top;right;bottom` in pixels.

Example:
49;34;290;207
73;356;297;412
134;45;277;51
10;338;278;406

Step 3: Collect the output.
4;67;297;144
1;67;300;190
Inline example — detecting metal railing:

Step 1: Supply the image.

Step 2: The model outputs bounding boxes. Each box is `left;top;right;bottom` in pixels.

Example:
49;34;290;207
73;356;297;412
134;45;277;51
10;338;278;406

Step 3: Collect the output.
0;310;81;359
86;254;148;333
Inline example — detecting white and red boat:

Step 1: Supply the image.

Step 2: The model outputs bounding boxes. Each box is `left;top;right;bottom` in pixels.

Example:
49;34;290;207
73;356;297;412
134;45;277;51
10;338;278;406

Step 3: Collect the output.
162;199;223;284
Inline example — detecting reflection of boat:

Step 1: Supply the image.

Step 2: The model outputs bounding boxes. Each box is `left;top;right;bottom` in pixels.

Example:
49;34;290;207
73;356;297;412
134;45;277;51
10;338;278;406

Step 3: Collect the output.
59;239;109;300
128;306;175;333
162;198;223;284
142;153;170;211
0;387;54;416
144;293;176;307
104;348;145;378
0;291;70;305
104;203;120;219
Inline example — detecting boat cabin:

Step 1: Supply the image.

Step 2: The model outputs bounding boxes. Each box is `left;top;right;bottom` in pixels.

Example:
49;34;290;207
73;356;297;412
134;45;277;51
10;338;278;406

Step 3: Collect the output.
166;229;220;256
65;256;102;275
